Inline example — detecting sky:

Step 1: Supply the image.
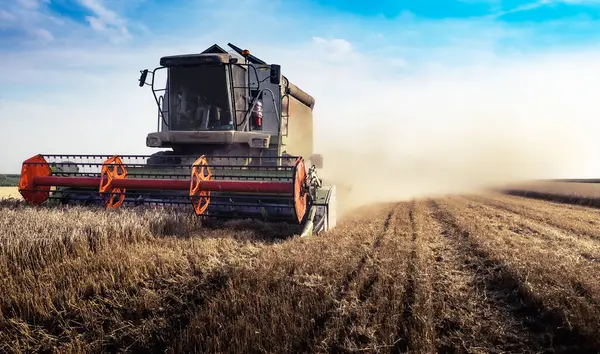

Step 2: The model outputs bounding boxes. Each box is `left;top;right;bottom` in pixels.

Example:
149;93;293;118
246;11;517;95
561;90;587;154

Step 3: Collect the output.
1;0;600;199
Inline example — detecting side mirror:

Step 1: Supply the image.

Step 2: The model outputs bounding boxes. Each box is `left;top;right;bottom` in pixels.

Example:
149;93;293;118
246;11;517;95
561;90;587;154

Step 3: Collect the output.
138;69;149;87
229;57;239;64
270;64;281;85
310;154;323;169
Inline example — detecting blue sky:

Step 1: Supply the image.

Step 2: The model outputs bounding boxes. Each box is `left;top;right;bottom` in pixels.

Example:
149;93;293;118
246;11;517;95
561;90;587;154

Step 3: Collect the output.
1;0;600;197
2;0;600;53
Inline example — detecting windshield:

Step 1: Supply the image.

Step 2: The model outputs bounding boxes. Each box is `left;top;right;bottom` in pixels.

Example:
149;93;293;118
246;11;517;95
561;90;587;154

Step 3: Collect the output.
167;65;234;131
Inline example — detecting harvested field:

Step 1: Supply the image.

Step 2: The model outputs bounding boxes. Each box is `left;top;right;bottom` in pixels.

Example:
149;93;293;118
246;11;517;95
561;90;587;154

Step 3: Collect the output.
2;188;600;353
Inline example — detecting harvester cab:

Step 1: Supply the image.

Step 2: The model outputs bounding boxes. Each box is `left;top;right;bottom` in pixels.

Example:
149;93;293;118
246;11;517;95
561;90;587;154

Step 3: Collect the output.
17;43;337;237
140;43;318;162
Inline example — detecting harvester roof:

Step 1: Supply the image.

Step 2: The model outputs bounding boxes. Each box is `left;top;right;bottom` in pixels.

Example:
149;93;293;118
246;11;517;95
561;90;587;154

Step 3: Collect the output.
159;53;234;67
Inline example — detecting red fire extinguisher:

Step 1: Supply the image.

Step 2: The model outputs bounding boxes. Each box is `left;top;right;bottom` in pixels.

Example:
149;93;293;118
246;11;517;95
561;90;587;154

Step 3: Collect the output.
252;100;263;129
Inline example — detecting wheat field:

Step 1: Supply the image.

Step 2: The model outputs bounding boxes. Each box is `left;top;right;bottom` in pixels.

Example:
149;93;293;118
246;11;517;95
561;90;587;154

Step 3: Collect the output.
1;182;600;353
0;187;20;200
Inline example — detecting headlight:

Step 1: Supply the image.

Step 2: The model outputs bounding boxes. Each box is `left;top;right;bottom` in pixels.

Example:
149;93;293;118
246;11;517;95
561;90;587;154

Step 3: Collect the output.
146;136;161;147
251;138;269;148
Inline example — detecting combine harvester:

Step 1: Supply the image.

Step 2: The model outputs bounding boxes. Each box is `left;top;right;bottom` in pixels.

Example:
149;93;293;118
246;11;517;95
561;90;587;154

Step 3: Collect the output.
17;43;337;236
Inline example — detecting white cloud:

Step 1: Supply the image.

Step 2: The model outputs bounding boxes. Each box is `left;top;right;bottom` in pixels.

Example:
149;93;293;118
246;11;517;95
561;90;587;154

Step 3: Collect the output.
78;0;131;42
492;0;553;17
0;0;133;43
492;0;600;18
311;37;361;63
16;0;49;10
0;9;18;22
557;0;600;4
0;0;76;44
31;27;54;41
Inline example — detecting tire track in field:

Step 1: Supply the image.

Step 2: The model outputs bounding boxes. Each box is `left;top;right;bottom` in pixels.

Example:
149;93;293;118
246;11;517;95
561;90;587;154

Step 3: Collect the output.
430;198;598;352
425;199;537;352
392;201;418;352
471;193;600;242
386;200;436;353
461;195;600;265
314;201;432;353
452;195;600;341
298;206;397;353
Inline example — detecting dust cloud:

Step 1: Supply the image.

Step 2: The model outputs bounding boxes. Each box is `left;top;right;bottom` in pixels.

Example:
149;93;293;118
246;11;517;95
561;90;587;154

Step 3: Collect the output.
318;129;576;217
309;55;595;217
